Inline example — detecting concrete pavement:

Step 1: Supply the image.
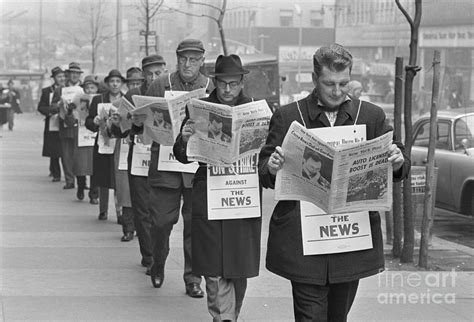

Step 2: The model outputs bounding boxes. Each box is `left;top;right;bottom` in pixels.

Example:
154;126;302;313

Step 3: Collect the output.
0;113;472;321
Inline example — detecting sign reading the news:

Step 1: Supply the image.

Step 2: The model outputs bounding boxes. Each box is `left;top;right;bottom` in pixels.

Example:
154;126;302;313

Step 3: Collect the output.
207;153;260;220
131;135;151;176
157;145;199;173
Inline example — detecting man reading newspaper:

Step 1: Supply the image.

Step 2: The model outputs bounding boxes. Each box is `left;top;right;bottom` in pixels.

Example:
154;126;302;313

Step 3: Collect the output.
258;44;410;322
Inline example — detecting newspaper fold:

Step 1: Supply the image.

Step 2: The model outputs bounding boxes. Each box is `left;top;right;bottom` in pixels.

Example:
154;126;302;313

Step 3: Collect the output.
275;121;393;213
186;99;272;165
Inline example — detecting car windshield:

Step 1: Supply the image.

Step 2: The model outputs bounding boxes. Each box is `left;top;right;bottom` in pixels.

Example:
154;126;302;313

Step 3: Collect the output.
454;114;474;149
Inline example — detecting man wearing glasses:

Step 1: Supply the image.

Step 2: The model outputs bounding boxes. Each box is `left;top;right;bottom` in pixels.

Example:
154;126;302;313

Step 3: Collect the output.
144;39;212;298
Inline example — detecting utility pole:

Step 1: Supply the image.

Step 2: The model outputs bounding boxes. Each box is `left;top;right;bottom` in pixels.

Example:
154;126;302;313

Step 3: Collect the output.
116;0;122;70
39;0;43;71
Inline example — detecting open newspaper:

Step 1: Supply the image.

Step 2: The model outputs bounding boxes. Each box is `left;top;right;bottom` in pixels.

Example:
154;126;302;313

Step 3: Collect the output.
275;121;393;214
131;88;206;146
97;103;117;154
114;97;135;133
186;99;272;165
59;86;84;122
72;93;98;147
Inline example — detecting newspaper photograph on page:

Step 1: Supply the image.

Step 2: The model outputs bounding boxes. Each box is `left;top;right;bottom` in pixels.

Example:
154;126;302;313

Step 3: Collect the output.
186;99;272;165
275;121;393;214
97;103;117;154
74;93;97;147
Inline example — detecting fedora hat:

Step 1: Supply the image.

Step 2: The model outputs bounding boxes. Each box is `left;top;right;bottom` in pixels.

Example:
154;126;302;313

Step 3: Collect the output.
50;66;64;78
126;67;144;82
209;55;249;77
66;62;83;73
142;54;166;69
104;69;125;83
176;39;205;54
81;75;99;87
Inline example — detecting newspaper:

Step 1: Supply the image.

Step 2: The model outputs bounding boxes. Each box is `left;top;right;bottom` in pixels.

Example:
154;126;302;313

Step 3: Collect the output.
275;121;393;214
118;137;130;170
97;103;117;154
74;94;98;147
59;86;84;121
115;97;135;132
130;135;151;176
131;88;206;146
186;99;272;165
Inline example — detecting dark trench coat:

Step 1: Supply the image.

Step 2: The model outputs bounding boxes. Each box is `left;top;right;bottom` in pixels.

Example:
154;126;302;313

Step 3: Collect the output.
37;86;61;158
258;91;411;285
173;90;262;279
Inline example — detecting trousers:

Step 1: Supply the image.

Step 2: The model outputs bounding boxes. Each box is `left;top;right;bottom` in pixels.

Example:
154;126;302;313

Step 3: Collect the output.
291;280;359;322
60;137;75;185
205;276;247;322
49;157;61;179
148;185;200;285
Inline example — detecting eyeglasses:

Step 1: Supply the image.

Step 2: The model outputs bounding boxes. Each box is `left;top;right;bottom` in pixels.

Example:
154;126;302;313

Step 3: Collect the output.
177;56;203;65
216;80;242;90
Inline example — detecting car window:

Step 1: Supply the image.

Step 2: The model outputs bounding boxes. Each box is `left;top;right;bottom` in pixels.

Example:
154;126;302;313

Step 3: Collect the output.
413;121;451;150
454;115;474;149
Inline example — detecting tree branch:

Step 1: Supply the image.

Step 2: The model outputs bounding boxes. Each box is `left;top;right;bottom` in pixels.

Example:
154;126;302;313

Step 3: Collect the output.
186;0;222;13
164;7;218;22
395;0;414;28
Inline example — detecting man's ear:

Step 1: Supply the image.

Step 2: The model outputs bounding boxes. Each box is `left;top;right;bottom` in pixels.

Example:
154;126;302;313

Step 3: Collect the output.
312;71;319;87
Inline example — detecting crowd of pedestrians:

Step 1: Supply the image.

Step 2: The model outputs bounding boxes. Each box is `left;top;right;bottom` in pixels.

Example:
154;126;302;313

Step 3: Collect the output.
35;40;410;322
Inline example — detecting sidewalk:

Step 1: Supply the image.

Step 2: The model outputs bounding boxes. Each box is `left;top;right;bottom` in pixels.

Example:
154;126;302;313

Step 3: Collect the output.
0;113;472;321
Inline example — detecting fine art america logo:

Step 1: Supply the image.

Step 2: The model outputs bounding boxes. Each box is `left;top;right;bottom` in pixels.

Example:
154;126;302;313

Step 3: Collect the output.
377;270;457;305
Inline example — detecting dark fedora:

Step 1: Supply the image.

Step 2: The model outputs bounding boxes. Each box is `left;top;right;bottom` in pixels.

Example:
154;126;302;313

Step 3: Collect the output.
66;62;83;73
209;55;249;77
82;75;99;87
176;39;205;54
142;54;166;69
50;66;64;78
104;69;125;83
126;67;144;82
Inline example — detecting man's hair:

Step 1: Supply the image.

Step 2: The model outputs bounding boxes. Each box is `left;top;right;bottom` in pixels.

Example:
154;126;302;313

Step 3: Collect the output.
303;148;322;163
313;44;353;76
209;113;224;124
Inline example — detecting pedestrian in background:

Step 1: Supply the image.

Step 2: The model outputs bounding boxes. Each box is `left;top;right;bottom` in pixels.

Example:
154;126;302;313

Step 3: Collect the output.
5;79;22;130
38;66;66;181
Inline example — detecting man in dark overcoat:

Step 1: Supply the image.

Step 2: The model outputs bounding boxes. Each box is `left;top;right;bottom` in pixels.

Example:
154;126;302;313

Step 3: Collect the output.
174;54;262;321
38;66;66;181
258;44;411;322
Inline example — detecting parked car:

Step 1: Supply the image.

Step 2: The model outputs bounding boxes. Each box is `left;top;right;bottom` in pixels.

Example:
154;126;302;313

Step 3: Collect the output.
411;108;474;215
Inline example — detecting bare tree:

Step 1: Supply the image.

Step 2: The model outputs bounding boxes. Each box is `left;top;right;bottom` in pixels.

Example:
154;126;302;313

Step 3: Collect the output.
395;0;422;263
166;0;228;55
66;0;113;73
135;0;165;55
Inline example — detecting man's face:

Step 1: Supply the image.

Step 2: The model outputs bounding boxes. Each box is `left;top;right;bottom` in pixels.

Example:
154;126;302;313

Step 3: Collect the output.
177;50;203;80
54;73;66;87
128;80;143;90
313;66;350;109
303;158;322;178
153;110;164;122
209;119;223;135
144;64;165;86
214;75;244;105
107;77;123;95
83;83;98;94
69;71;81;84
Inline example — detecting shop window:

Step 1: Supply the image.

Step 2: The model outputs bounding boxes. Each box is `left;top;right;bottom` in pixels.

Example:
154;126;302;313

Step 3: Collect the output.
280;9;293;27
310;10;323;27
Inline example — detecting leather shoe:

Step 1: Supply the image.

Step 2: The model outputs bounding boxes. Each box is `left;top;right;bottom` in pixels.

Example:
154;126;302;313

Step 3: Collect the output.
63;183;74;189
145;266;151;276
98;212;108;220
151;271;164;288
89;198;98;205
185;283;204;298
121;232;134;242
77;188;84;200
52;177;60;182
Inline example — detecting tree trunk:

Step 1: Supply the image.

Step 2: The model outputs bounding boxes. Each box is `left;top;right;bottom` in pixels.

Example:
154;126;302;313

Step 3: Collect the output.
218;0;228;55
419;50;440;268
392;57;404;258
145;1;149;56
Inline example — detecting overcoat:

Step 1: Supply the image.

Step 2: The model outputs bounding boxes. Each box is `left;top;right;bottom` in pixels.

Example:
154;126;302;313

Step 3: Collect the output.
37;86;62;158
85;92;119;189
258;91;411;285
173;90;261;278
145;71;212;189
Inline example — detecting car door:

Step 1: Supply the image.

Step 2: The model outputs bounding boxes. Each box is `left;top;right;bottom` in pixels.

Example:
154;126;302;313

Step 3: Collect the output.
412;119;455;210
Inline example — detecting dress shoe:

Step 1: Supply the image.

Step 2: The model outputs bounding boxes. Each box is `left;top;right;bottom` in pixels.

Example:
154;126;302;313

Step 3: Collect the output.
52;177;61;182
121;232;134;242
76;188;85;200
89;198;99;205
98;212;108;220
145;266;151;276
151;271;164;288
63;183;75;189
185;283;204;298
